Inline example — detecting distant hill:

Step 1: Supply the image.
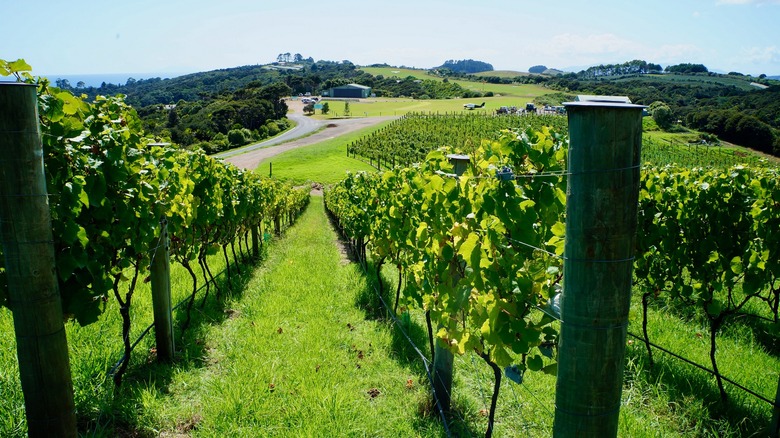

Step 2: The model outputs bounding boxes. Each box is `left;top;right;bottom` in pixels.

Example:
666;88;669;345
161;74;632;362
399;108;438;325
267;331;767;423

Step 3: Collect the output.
474;70;529;78
435;59;494;74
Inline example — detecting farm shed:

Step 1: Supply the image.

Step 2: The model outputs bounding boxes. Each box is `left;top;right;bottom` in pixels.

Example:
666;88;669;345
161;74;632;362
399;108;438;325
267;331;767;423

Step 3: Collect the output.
329;83;371;98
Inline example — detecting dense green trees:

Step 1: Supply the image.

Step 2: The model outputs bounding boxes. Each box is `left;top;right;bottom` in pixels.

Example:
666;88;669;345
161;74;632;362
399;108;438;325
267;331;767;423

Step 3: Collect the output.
137;81;291;153
649;101;673;130
540;65;780;155
577;60;663;79
687;109;778;154
435;59;494;74
665;63;709;74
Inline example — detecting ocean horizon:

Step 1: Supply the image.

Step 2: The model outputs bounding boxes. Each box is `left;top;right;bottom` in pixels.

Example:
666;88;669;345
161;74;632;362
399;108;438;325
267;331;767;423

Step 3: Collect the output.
39;72;189;88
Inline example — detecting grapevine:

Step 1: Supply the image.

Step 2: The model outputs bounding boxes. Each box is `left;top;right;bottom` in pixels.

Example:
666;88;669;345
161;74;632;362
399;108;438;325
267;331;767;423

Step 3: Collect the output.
0;59;310;386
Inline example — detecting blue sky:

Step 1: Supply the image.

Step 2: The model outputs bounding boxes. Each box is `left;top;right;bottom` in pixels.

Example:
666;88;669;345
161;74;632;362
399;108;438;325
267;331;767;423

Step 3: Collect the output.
3;0;779;77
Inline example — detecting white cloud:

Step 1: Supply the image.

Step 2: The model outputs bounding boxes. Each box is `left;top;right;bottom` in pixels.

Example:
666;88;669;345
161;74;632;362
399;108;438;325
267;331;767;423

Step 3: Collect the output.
650;44;705;63
740;46;780;64
528;33;704;69
544;33;643;57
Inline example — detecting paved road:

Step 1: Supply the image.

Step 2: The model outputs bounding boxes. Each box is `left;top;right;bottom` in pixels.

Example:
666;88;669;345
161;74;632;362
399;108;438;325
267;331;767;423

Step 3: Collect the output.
220;100;398;170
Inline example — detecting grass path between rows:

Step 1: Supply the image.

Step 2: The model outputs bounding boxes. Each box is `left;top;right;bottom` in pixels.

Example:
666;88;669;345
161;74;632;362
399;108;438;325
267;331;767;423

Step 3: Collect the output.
141;195;444;437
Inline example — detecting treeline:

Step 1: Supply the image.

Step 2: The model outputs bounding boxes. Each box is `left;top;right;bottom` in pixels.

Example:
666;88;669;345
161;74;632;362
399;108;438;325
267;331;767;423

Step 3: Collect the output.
434;59;494;74
686;107;777;154
56;56;780;156
66;59;489;107
577;60;664;79
543;78;780;154
137;82;291;154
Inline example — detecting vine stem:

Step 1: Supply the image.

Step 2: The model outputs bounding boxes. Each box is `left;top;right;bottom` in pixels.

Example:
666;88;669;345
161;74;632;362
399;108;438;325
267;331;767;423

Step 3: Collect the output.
478;350;502;438
113;262;140;389
642;291;654;367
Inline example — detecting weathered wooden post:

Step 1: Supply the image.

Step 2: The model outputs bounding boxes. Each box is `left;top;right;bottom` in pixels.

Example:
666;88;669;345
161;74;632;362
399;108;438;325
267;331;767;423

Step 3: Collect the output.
0;82;77;437
150;218;174;362
430;154;471;413
251;225;260;258
553;98;644;437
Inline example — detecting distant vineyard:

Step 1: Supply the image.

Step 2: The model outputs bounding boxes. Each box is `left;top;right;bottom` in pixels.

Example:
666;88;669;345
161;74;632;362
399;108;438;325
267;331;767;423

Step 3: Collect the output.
346;112;772;170
346;112;567;168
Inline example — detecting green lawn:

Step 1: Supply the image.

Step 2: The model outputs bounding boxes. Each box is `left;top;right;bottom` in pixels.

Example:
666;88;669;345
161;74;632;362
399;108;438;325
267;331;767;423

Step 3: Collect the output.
255;122;388;185
134;196;444;437
317;94;544;118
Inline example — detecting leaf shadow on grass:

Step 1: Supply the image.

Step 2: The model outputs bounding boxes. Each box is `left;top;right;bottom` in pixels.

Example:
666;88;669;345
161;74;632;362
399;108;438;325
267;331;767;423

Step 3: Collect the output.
88;240;272;436
349;257;485;438
321;206;486;437
624;342;773;437
649;293;779;357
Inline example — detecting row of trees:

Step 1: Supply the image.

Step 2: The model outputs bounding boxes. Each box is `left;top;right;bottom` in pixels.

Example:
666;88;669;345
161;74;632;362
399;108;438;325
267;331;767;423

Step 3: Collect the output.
577;60;664;79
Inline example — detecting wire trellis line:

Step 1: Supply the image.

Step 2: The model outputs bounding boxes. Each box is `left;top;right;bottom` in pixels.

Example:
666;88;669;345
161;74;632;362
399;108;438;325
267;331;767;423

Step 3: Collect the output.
358;261;453;437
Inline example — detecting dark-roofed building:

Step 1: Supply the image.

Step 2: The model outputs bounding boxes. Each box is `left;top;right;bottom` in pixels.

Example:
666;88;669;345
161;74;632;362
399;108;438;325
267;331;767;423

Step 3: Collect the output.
328;83;371;98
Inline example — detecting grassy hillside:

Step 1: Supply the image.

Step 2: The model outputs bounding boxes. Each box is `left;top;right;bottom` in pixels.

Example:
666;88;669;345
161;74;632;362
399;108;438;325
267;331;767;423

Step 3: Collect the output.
611;73;761;91
474;70;531;78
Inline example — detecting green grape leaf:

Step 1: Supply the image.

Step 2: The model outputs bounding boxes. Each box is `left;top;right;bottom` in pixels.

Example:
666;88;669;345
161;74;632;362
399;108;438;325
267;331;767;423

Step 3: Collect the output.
527;355;544;371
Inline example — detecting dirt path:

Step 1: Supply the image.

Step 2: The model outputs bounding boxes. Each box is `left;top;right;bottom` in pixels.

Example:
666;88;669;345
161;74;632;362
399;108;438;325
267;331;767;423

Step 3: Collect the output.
223;99;397;170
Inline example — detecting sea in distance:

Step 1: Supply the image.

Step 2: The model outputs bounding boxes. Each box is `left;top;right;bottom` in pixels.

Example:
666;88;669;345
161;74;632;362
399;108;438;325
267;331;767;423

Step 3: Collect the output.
41;72;186;88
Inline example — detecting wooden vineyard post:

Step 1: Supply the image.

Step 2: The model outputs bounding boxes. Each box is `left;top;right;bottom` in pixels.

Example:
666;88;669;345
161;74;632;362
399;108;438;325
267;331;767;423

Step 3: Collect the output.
553;99;644;437
150;218;174;362
251;225;260;258
431;154;470;413
0;83;77;437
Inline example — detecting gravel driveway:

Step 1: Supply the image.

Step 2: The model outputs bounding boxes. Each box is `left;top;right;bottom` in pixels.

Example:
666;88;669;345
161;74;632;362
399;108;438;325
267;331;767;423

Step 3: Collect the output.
222;99;397;171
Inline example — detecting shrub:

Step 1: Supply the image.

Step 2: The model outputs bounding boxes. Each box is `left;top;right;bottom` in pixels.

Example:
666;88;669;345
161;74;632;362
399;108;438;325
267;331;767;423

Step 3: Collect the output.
227;129;247;146
266;121;281;137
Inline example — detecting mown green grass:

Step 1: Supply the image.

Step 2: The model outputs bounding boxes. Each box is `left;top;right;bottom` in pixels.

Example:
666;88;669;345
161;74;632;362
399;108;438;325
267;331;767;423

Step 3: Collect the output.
0;230;270;436
317;95;543;118
473;70;531;78
133;196;445;437
255;121;388;185
358;67;549;97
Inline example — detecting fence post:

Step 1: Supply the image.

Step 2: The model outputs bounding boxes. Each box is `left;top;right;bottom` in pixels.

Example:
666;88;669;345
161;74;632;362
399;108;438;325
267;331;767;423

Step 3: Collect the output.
431;154;471;413
251;225;260;258
553;100;644;437
150;218;174;362
0;83;77;437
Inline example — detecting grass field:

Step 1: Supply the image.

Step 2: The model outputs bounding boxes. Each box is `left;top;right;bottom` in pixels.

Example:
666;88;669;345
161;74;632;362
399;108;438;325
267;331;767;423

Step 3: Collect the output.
254;121;389;185
473;70;531;78
612;73;760;91
317;97;519;118
358;67;550;99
